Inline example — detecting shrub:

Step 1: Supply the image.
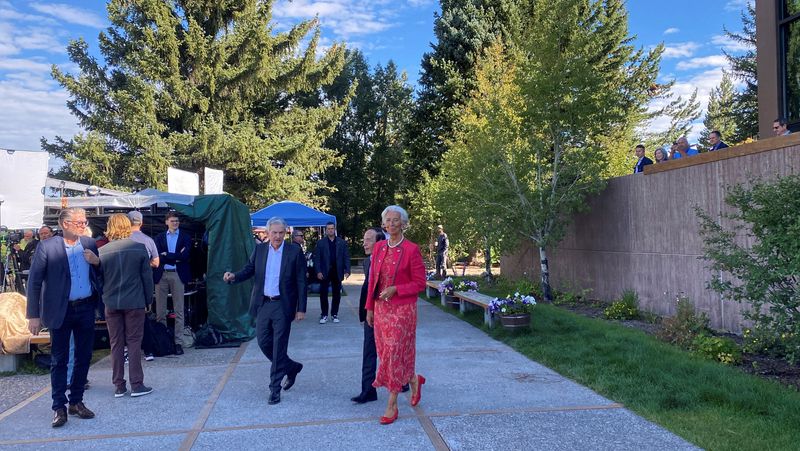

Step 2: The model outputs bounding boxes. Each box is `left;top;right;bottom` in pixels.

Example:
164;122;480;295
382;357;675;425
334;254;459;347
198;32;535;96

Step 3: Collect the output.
691;334;742;365
657;296;710;349
603;289;639;320
697;175;800;364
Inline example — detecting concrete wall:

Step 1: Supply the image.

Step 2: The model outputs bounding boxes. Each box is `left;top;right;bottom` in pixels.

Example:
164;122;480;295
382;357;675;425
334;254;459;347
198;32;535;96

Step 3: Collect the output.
501;134;800;332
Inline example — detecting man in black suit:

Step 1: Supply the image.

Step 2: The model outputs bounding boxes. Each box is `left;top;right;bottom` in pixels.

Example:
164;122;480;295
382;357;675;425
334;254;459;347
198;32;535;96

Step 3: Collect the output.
708;130;729;151
633;144;653;173
224;217;307;405
154;212;192;355
313;222;350;324
27;208;101;428
351;227;385;404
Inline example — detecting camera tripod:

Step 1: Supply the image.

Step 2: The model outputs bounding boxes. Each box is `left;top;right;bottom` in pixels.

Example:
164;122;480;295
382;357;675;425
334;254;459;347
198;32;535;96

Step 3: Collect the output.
0;236;21;293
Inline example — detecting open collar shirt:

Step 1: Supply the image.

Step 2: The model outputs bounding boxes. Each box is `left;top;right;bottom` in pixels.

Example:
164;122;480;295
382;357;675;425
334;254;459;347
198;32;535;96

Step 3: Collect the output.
263;242;284;297
65;239;92;301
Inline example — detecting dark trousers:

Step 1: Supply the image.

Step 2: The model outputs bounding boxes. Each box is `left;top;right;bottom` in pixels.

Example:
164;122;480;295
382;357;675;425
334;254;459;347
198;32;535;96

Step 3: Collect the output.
256;301;300;393
49;302;95;411
360;322;377;396
319;267;342;317
106;308;146;390
436;252;448;277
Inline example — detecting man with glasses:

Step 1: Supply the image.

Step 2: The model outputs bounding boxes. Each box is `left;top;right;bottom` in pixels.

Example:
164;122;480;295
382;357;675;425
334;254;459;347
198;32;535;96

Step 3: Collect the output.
26;208;102;428
774;117;792;136
154;212;192;355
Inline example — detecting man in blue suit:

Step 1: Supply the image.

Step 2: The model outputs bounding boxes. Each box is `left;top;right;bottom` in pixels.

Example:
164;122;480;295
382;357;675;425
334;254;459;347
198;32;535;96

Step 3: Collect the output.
224;217;307;405
313;222;350;324
154;212;192;355
708;130;729;151
27;208;102;428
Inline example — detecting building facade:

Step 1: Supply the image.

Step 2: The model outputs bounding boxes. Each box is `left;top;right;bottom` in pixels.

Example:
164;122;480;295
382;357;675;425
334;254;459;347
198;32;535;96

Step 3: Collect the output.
757;0;800;136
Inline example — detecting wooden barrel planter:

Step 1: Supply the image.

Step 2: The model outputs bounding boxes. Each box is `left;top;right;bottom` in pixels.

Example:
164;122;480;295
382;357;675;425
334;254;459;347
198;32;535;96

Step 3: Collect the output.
499;313;531;329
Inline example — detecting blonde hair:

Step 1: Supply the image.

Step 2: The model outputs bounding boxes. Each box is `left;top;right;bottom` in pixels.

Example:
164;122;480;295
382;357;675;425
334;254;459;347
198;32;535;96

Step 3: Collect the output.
105;213;132;241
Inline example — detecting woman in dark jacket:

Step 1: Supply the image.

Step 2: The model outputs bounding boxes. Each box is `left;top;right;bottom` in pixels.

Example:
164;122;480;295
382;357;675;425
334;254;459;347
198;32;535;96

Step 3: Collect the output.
99;214;154;398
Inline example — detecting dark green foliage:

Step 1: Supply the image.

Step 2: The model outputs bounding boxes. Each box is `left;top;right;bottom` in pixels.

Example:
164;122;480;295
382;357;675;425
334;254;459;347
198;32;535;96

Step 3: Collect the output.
723;3;758;142
692;334;742;365
45;0;348;208
700;72;738;148
657;296;710;349
603;289;639;320
698;175;800;364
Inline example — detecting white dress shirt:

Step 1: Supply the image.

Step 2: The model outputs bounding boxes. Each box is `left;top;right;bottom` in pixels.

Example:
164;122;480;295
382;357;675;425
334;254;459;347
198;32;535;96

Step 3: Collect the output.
263;242;284;297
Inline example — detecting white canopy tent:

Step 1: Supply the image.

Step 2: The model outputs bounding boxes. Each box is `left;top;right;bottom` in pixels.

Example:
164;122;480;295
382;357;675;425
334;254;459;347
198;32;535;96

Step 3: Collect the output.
43;188;196;209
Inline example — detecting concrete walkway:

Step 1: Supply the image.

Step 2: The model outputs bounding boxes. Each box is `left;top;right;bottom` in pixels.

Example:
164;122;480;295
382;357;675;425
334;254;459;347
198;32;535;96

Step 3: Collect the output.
0;274;698;450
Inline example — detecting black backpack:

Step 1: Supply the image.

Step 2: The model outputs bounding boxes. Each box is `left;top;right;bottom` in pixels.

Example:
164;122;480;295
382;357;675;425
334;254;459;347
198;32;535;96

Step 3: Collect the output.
142;317;176;356
195;324;224;348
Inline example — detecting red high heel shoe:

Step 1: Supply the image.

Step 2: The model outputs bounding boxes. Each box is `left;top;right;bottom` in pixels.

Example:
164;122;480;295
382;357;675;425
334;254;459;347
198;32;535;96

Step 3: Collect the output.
379;407;399;425
410;375;426;407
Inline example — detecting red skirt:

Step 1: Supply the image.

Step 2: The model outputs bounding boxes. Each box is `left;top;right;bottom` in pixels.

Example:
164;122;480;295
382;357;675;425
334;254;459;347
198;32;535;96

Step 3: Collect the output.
372;300;417;393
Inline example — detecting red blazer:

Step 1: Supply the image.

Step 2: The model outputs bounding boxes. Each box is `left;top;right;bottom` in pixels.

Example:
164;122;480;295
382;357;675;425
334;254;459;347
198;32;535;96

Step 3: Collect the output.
366;238;426;311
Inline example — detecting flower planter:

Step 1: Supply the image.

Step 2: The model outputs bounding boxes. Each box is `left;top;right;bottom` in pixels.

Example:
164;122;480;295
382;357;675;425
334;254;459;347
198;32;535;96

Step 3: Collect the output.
444;294;460;308
499;313;531;329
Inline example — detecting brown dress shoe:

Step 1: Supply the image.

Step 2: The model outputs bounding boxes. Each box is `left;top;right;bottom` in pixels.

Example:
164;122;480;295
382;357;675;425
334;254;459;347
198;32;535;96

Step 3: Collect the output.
52;408;68;428
68;402;95;419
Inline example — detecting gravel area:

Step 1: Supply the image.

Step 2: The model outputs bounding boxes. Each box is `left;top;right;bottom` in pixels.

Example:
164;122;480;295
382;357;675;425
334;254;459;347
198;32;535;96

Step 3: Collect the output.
0;373;49;414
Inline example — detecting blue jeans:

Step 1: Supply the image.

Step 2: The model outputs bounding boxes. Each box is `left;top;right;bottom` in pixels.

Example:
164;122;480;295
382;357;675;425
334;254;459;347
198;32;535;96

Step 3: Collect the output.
50;302;95;411
66;333;75;385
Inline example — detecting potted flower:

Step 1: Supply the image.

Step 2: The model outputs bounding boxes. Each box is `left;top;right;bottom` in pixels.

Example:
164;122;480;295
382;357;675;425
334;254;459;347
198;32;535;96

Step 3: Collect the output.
455;280;479;292
489;292;537;329
425;271;439;297
438;277;458;307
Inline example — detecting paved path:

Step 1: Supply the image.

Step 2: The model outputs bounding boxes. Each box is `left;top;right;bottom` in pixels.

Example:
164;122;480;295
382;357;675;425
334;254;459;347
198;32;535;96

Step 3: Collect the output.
0;274;698;450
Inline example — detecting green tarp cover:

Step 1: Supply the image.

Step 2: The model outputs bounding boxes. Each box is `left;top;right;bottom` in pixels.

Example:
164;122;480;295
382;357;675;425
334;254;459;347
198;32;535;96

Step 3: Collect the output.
171;195;255;341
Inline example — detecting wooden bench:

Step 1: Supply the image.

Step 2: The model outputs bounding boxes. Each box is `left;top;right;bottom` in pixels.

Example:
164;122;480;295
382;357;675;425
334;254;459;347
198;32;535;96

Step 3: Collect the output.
425;280;440;298
453;291;496;328
0;333;51;372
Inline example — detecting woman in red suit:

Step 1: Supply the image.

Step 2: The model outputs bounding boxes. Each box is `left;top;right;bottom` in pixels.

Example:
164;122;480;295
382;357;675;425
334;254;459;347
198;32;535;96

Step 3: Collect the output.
366;205;427;424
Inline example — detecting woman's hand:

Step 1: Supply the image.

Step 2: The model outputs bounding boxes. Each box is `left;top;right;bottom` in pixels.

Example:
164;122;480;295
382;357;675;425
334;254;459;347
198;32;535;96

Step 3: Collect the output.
379;285;397;301
366;310;374;327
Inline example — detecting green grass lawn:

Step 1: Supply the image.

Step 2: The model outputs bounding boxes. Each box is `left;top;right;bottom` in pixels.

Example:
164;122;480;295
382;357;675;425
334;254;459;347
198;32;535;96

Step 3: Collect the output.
425;288;800;451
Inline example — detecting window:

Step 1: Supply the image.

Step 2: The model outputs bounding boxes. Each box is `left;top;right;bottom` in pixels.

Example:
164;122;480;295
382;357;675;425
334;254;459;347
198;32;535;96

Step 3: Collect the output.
781;1;800;122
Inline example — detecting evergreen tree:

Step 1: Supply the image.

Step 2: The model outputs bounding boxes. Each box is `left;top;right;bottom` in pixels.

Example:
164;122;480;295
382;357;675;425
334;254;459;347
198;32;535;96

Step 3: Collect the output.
321;51;414;241
43;0;348;208
700;71;738;149
403;0;517;190
723;3;758;142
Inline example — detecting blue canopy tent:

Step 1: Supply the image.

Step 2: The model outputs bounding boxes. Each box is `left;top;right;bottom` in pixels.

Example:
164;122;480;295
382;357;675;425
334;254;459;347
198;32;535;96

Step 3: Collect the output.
250;201;336;227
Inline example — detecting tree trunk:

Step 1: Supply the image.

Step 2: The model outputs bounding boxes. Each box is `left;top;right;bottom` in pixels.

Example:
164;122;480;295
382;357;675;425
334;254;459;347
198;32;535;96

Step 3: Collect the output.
484;236;492;276
539;246;553;303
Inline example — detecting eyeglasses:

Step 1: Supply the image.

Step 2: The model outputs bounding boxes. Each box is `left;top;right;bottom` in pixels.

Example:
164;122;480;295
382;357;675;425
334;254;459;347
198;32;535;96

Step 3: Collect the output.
66;220;88;227
773;126;780;130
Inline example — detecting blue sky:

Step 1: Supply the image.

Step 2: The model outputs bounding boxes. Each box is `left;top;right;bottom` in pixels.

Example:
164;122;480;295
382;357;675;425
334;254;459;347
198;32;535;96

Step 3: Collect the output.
0;0;753;152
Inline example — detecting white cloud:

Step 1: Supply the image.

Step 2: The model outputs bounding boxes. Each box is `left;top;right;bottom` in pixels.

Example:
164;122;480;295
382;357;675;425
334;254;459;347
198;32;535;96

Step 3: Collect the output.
724;0;753;12
710;34;752;53
662;42;699;59
0;75;77;151
273;0;397;39
0;57;53;73
29;2;105;28
675;55;728;71
663;27;679;35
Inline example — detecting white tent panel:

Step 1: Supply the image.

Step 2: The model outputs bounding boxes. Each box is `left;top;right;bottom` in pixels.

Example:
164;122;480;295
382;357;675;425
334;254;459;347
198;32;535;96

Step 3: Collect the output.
0;150;49;229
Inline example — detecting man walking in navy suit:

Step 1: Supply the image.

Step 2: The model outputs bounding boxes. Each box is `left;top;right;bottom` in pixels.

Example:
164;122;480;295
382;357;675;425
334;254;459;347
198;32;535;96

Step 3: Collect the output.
313;222;350;324
224;217;307;405
27;208;102;428
154;212;192;355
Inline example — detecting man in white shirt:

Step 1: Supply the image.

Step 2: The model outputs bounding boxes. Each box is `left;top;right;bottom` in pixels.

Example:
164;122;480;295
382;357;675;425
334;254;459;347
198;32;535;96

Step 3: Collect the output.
224;217;307;405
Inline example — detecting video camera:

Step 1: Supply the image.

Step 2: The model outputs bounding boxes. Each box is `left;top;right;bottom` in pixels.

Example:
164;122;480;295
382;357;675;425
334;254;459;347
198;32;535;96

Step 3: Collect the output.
0;226;22;244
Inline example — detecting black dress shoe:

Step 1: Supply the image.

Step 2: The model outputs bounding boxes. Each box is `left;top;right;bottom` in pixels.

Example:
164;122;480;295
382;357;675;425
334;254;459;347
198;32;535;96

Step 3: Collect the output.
401;384;410;393
174;345;184;355
282;363;303;391
52;408;68;428
68;402;95;419
268;391;281;405
351;390;378;404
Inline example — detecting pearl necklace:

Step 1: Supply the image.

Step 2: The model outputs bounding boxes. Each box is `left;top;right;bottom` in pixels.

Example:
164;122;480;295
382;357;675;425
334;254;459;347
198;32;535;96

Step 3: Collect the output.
387;237;404;248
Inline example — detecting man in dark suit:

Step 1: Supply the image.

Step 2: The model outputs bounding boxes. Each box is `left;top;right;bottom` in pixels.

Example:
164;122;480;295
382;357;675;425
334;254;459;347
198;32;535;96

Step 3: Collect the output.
27;208;102;428
633;144;653;173
351;227;385;404
154;212;192;355
313;221;350;324
708;130;729;151
224;217;307;405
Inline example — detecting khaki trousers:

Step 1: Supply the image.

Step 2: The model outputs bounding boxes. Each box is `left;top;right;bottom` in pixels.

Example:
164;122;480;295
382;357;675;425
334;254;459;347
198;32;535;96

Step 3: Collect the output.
155;271;185;345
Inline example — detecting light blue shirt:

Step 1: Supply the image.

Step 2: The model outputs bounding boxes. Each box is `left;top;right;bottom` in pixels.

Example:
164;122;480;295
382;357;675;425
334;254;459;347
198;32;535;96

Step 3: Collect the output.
65;239;92;301
263;242;283;297
164;229;179;270
671;148;699;159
